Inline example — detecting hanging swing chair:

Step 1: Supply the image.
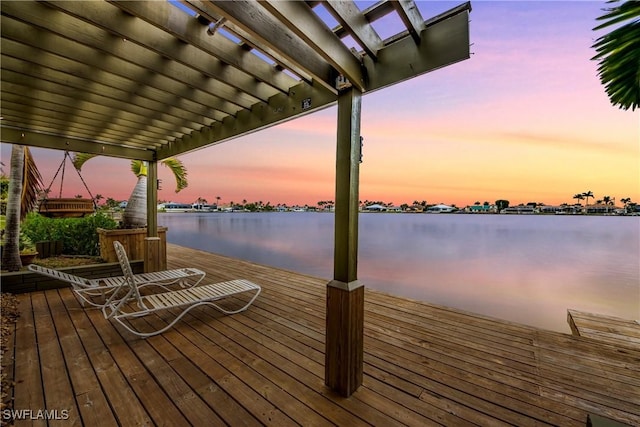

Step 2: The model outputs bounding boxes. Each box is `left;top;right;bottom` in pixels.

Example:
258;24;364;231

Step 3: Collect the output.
38;151;97;218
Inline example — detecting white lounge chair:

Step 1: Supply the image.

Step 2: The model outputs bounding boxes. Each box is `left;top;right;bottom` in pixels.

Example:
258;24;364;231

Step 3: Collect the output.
28;263;205;308
103;241;261;338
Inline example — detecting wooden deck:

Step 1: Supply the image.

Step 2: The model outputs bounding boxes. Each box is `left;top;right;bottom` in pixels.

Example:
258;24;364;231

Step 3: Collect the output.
3;244;639;426
568;309;640;350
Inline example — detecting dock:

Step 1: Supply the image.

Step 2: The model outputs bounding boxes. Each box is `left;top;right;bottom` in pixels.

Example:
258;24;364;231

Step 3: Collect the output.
568;309;640;350
2;244;639;426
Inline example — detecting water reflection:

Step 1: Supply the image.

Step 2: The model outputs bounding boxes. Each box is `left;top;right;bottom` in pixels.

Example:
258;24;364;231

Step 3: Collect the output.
161;212;639;333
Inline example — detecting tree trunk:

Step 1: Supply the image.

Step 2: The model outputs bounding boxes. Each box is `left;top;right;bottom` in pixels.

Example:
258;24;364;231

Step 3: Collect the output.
122;175;147;228
2;145;24;271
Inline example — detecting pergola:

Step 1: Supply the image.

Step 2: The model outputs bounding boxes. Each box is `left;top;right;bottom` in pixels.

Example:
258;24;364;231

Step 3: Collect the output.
1;0;470;396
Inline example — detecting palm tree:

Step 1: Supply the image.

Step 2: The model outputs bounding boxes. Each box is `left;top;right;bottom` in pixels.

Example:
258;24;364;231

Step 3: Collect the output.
582;191;594;208
1;145;43;271
592;0;640;111
73;154;187;228
573;193;585;205
620;197;633;213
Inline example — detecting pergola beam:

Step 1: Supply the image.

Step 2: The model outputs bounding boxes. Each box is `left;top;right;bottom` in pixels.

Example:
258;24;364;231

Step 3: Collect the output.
44;0;276;104
364;7;471;93
391;0;426;44
156;5;471;161
107;0;297;95
157;80;336;159
0;41;229;125
259;0;365;90
0;127;155;161
1;2;249;113
324;0;383;61
187;0;338;94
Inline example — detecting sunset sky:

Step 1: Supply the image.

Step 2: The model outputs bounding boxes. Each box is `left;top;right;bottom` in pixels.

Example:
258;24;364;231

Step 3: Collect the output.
2;1;638;208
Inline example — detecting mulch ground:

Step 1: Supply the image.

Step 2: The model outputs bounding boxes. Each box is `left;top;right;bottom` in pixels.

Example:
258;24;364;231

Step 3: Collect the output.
1;255;104;273
1;293;19;421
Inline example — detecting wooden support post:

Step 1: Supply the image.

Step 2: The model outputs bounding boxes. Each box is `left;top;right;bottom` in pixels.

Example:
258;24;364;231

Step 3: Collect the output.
144;237;165;272
145;160;159;273
325;87;363;397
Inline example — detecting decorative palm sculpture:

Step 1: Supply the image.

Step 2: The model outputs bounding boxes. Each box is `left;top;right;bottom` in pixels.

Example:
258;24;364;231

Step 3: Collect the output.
72;153;188;228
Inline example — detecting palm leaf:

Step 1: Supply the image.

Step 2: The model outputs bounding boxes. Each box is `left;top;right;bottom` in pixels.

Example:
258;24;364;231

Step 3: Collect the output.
591;0;640;111
131;160;144;177
71;152;99;171
161;158;188;192
21;147;43;220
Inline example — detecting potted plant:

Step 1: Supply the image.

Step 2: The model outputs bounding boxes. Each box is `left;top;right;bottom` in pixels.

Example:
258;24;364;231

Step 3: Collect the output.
19;231;38;265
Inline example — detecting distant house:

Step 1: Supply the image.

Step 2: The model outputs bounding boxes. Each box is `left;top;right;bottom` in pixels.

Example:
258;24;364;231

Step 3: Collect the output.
501;205;536;214
539;205;560;214
467;204;494;213
364;204;387;212
426;204;455;213
554;204;583;215
585;203;617;214
158;202;193;212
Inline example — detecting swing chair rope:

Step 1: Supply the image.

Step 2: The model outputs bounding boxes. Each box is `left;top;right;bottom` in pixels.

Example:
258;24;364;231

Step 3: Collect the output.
40;151;97;210
74;161;97;210
42;152;67;199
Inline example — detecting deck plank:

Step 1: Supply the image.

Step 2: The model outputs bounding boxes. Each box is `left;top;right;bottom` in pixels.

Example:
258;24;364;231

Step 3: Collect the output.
568;309;640;349
4;244;639;427
12;294;46;427
140;309;307;427
43;290;116;427
57;290;164;426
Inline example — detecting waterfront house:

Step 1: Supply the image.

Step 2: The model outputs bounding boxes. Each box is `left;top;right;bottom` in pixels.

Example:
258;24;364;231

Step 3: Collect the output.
501;205;537;214
539;204;560;214
586;203;617;214
426;203;456;213
364;203;388;212
466;204;495;213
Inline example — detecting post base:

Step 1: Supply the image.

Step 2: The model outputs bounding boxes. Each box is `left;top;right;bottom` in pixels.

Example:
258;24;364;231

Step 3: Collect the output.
325;280;364;397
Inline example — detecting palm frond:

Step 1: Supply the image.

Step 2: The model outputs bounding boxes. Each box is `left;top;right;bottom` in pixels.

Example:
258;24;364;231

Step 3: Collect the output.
594;0;640;30
592;0;640;111
21;147;43;220
161;158;188;193
131;160;144;177
71;152;99;171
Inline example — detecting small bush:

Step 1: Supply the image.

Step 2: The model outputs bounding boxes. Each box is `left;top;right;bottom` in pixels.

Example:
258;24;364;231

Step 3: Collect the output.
21;212;117;256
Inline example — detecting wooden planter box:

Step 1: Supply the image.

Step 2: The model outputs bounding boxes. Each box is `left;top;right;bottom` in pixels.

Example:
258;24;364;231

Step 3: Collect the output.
1;260;144;294
97;227;167;267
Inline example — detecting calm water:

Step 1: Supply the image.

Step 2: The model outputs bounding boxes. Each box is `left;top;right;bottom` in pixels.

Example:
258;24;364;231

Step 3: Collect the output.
160;212;639;333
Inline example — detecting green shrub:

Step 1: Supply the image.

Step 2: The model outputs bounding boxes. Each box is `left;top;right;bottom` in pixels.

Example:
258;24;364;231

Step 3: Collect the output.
21;212;117;256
